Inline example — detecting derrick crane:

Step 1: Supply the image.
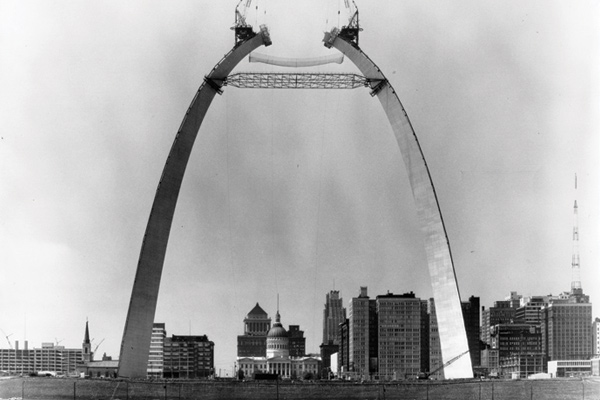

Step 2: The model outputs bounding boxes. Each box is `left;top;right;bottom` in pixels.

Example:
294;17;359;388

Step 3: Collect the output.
232;0;255;45
340;0;361;45
417;349;470;379
93;338;105;355
0;329;13;350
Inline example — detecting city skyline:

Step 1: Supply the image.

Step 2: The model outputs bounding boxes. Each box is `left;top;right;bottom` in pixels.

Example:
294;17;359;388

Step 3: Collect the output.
0;1;598;375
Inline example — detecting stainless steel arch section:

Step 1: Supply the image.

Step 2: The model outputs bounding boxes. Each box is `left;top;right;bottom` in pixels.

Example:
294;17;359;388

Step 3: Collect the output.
324;32;473;379
117;33;270;379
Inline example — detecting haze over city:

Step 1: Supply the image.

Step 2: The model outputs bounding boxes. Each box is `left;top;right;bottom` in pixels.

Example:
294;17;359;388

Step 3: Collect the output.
0;0;598;375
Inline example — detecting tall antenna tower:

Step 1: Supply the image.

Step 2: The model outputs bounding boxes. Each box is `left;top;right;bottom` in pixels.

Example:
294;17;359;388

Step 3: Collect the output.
571;173;582;294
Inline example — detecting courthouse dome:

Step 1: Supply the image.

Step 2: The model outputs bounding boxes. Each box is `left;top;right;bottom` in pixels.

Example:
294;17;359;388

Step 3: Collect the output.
267;311;288;338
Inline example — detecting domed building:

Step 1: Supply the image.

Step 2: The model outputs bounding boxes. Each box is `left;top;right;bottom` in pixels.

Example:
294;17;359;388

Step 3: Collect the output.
266;310;289;358
236;304;321;380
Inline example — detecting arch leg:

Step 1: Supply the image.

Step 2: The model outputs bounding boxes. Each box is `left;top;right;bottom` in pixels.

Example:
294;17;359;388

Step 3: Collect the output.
325;31;473;379
117;32;270;378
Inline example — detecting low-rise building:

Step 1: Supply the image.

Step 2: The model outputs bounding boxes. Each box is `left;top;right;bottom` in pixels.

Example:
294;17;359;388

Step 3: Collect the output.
548;360;592;378
499;354;545;379
0;340;83;376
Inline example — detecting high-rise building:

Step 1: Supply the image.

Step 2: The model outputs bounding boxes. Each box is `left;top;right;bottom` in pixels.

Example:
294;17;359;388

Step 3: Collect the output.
319;341;338;378
461;296;481;369
338;318;350;376
323;290;346;345
505;292;523;308
288;325;305;357
490;324;542;357
147;323;166;378
515;296;551;325
368;299;379;375
419;300;430;375
542;299;593;362
237;303;271;357
376;292;423;380
481;299;518;346
348;287;372;379
320;290;345;378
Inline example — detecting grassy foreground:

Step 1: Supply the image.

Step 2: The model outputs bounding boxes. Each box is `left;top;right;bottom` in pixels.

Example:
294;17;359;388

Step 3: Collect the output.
1;377;600;400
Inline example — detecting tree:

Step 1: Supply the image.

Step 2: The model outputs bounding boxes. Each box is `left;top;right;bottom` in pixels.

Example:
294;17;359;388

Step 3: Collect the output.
303;371;314;380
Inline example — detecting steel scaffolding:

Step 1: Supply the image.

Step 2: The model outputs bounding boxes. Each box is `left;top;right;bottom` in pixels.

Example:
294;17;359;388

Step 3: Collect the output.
224;73;371;89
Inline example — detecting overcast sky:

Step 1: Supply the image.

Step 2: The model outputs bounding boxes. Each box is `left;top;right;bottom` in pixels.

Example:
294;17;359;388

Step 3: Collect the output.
1;0;598;376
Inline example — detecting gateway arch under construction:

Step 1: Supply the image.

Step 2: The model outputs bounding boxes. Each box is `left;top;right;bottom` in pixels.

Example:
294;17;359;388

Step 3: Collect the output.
117;3;473;379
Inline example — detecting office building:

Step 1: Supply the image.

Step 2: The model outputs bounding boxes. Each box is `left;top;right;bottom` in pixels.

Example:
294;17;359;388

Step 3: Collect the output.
237;303;271;358
348;287;377;379
515;296;551;325
481;299;518;346
320;290;345;377
338;318;350;377
147;323;166;378
542;299;593;362
489;323;544;378
322;290;346;345
461;296;481;369
288;325;306;357
490;324;542;357
163;335;214;378
376;292;423;380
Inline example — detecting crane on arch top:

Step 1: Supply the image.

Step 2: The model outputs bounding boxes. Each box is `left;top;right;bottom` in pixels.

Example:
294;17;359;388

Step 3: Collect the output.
339;0;362;45
232;0;264;46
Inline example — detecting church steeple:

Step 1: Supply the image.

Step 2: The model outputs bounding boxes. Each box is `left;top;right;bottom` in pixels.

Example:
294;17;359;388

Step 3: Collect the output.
82;319;92;363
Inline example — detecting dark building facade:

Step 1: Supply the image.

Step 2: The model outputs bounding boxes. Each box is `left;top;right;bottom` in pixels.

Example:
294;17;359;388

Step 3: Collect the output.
490;324;542;358
420;300;430;374
338;319;350;376
163;335;214;379
288;325;306;357
481;300;517;346
462;296;481;368
320;342;339;378
368;298;379;376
